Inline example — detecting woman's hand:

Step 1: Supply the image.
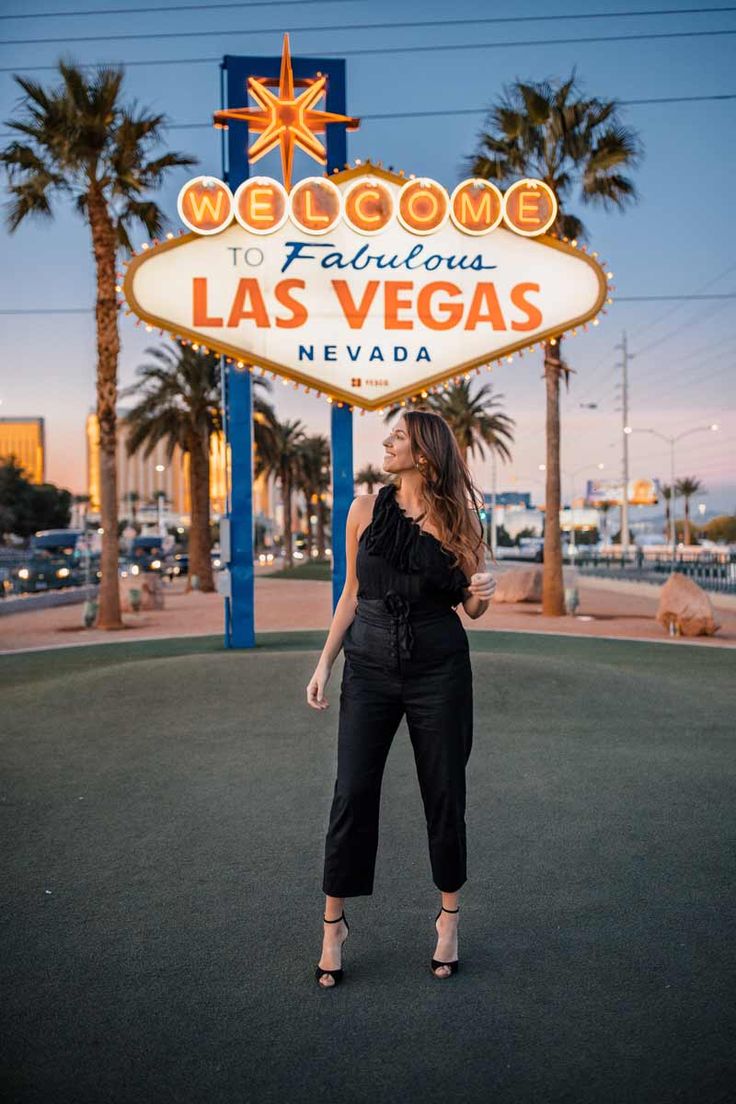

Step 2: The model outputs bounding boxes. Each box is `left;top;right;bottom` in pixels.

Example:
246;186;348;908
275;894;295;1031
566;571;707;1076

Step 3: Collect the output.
467;571;496;601
306;660;332;710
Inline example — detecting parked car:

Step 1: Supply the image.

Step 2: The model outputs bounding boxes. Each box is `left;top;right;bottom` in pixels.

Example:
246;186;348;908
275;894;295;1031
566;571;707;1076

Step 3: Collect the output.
164;550;223;580
497;537;544;563
167;552;189;578
126;535;173;575
12;529;100;593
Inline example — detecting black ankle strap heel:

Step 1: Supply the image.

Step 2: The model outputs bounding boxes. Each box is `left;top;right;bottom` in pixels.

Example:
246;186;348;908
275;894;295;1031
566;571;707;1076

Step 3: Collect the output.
431;906;459;977
315;910;349;988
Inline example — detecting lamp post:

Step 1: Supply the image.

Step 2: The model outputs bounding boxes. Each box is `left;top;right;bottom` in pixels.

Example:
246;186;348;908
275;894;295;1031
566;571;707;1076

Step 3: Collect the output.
155;464;166;538
624;424;719;565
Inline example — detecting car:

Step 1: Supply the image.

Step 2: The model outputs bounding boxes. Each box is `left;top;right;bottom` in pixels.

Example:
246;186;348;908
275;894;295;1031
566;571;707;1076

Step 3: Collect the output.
167;552;189;578
11;529;101;593
162;550;223;580
128;535;172;574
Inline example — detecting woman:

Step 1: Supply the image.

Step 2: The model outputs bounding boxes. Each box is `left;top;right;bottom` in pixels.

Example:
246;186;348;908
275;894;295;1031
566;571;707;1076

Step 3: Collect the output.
307;410;496;988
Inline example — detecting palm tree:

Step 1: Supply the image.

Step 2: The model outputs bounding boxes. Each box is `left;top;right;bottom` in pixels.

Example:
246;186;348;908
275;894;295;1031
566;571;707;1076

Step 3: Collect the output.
256;417;306;569
355;464;386;494
124;341;221;591
675;477;705;545
298;434;331;559
1;62;196;627
468;73;642;614
660;484;672;544
385;379;515;465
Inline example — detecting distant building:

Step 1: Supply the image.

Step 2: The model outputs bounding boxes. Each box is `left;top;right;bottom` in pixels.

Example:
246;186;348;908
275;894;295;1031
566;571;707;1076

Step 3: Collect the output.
0;417;45;483
85;411;269;520
484;491;532;509
86;411;188;517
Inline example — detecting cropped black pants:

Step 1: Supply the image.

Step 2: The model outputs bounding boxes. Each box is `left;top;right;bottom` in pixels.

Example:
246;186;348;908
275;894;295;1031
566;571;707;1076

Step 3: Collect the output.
322;596;473;897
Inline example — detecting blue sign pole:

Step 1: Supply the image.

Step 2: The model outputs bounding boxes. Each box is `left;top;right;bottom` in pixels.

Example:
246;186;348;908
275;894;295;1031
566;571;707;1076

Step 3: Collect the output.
220;53;352;644
330;403;354;608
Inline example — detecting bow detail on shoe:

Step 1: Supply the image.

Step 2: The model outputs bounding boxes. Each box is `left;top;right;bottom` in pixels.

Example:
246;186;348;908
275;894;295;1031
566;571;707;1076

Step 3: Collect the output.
383;591;414;659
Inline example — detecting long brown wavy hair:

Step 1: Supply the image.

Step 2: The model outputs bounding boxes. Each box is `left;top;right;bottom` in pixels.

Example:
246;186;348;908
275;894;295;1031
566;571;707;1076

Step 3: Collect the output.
399;409;491;578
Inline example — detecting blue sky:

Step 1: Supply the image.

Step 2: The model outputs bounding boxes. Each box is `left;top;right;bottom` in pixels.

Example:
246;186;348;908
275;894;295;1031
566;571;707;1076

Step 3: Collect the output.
0;0;734;518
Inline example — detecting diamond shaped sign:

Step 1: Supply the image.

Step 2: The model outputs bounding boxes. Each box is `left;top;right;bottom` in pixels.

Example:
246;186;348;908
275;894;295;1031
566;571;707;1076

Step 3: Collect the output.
123;164;608;410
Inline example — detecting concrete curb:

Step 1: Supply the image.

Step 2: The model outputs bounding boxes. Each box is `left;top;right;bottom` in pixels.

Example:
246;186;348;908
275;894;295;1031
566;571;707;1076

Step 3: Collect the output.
0;585;99;617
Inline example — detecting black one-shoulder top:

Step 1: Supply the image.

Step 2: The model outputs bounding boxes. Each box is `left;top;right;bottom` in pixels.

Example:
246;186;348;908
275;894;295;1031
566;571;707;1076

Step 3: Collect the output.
356;482;469;608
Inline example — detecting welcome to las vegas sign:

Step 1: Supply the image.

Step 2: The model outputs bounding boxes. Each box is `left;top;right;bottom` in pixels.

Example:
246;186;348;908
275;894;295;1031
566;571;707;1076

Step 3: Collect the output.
121;38;609;411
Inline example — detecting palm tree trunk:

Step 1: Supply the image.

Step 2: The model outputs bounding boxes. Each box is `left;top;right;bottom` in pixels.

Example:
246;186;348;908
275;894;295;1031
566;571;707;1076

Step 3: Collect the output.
542;339;565;616
88;189;122;629
664;499;670;542
304;490;314;559
317;500;326;559
684;497;691;545
189;433;214;591
282;469;293;568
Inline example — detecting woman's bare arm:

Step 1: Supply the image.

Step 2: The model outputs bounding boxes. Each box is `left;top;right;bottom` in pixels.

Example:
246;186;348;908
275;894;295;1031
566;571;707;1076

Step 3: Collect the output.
306;495;374;710
461;514;495;620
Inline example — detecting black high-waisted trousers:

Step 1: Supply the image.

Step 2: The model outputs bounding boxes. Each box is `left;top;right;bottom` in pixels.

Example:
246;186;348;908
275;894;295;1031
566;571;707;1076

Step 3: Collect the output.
322;595;473;897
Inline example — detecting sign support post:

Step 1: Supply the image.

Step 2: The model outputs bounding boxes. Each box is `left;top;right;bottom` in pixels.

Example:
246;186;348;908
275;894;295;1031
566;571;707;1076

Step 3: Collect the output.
330;403;353;608
220;53;350;645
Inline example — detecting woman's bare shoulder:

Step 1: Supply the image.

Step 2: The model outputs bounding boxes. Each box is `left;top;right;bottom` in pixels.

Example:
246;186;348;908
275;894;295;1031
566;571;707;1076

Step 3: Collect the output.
349;493;379;519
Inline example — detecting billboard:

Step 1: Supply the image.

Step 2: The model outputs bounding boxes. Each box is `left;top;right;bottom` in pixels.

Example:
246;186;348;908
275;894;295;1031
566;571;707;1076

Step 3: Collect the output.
586;478;660;506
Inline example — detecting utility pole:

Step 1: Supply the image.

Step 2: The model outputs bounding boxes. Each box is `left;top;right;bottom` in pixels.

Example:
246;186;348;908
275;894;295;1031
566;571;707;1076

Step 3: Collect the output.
615;332;632;557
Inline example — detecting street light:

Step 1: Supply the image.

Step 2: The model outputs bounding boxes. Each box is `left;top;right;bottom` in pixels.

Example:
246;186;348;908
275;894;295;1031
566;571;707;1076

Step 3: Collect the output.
155;464;166;537
626;424;718;564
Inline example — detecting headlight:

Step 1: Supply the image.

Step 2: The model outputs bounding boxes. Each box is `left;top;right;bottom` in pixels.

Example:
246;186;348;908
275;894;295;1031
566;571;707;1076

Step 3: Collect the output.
18;568;30;580
151;559;161;569
213;558;221;568
56;567;71;578
131;564;140;575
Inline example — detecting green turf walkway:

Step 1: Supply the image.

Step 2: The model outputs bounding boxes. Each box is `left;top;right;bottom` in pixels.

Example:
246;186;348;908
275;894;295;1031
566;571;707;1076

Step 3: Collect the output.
2;634;734;1103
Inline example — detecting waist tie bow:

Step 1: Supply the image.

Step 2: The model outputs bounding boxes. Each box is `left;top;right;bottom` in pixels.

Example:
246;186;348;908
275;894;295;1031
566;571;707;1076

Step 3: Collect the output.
383;591;414;660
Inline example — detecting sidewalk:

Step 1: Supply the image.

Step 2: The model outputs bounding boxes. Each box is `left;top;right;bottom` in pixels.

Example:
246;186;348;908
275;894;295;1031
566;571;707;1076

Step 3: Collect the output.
2;574;734;653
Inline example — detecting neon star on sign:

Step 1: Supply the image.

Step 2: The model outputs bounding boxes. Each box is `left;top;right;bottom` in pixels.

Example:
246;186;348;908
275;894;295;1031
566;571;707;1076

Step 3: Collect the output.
212;33;360;192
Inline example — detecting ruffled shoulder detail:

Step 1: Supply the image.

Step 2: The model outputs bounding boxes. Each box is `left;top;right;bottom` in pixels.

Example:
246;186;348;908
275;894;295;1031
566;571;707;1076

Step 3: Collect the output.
364;483;469;601
364;483;424;573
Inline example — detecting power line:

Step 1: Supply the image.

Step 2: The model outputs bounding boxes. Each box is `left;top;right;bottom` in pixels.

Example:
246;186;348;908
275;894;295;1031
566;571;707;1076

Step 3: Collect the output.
632;360;736;398
634;347;736;383
4;93;732;139
6;11;736;47
633;298;733;359
570;363;619;409
0;308;92;315
2;2;734;23
0;0;357;17
164;94;736;129
627;262;736;340
566;295;735;408
2;28;736;73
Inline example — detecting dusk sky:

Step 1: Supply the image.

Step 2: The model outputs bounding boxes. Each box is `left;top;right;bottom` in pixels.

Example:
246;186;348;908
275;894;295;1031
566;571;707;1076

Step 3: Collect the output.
1;0;734;518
